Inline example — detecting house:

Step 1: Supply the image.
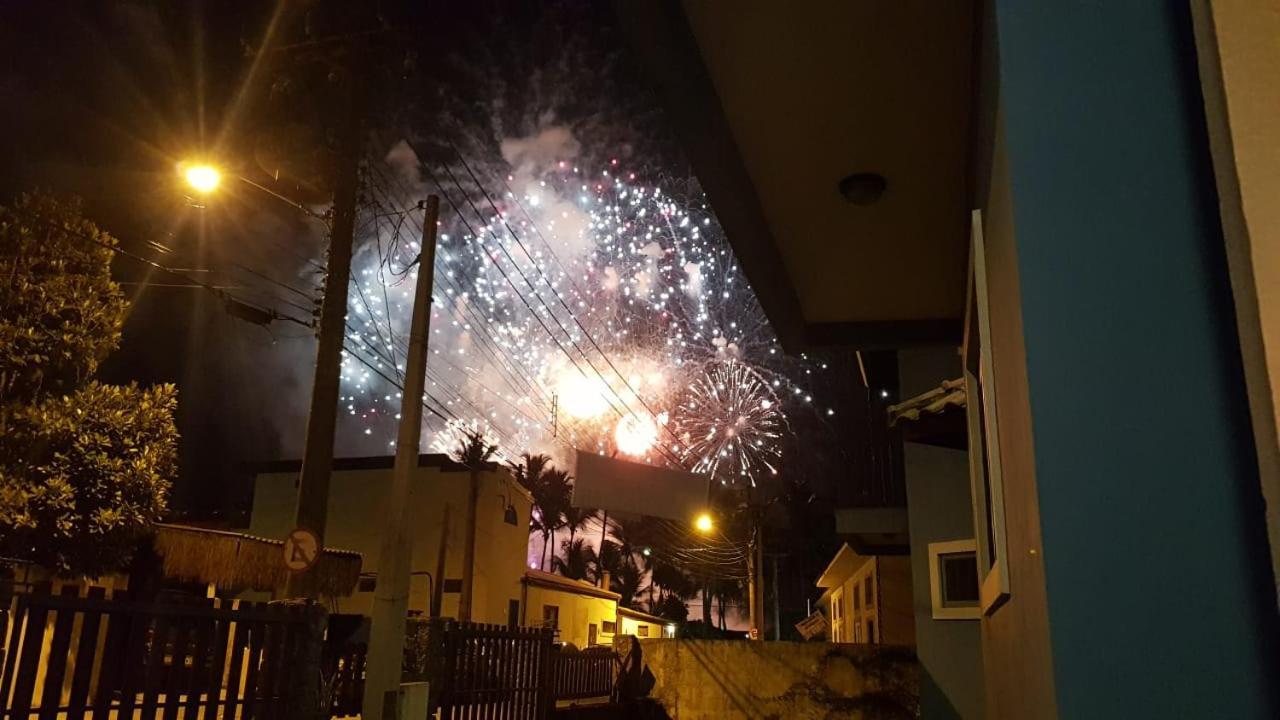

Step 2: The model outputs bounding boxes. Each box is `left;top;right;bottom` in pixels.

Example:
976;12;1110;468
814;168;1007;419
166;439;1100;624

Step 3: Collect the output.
890;350;985;720
617;606;672;640
248;454;531;625
617;2;1280;717
521;569;620;648
520;569;677;649
815;544;914;646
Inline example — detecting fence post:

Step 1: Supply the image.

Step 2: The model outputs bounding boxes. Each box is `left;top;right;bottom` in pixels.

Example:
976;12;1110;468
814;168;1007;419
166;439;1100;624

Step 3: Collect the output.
282;600;328;720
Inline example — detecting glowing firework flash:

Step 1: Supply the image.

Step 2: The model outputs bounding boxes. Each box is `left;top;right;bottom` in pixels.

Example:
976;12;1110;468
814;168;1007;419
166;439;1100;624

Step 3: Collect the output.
676;360;785;486
337;132;835;485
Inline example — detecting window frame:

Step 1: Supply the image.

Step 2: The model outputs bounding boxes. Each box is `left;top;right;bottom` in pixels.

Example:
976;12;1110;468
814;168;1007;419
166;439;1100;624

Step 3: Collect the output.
928;539;982;620
964;209;1012;614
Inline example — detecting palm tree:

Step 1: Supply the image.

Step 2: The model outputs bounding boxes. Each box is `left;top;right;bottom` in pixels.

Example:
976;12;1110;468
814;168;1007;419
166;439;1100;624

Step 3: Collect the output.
562;506;594;551
555;538;594;581
452;430;497;621
511;454;571;570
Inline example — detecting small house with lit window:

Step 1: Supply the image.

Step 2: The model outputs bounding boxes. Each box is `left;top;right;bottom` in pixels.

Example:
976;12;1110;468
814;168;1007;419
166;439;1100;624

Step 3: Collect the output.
520;569;677;649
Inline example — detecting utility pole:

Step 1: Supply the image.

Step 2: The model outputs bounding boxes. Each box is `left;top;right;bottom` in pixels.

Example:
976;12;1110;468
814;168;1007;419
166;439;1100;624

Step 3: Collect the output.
767;553;784;641
363;196;440;720
746;502;765;641
284;54;363;598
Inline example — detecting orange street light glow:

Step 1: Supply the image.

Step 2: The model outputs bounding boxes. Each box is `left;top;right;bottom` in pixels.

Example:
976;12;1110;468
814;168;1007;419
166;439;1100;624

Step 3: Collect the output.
694;512;714;534
182;163;222;194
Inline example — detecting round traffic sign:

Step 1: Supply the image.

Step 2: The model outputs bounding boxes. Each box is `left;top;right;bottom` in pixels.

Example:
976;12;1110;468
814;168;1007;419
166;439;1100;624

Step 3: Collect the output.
283;527;320;573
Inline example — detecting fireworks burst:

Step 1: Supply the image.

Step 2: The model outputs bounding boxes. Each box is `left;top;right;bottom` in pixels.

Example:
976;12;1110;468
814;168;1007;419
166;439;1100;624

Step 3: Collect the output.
336;132;834;484
676;360;786;486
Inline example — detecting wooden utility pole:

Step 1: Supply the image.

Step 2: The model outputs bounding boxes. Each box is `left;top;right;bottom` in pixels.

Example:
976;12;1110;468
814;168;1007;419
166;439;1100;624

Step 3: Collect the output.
284;56;363;598
363;196;440;720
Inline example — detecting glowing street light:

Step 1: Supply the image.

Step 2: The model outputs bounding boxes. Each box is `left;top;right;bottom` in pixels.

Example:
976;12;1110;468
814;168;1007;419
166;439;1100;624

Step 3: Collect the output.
181;163;222;194
694;512;714;534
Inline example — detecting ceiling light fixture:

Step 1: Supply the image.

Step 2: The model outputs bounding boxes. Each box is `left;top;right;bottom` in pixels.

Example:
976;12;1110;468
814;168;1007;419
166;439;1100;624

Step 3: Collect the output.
838;173;887;205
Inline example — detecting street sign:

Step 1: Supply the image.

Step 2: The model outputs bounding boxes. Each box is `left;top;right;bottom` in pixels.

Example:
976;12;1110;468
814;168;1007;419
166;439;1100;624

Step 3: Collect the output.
795;609;829;640
283;527;320;573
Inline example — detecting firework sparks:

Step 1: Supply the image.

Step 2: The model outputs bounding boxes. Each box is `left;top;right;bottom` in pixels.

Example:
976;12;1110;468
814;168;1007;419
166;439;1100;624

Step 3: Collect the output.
676;360;786;486
337;134;832;483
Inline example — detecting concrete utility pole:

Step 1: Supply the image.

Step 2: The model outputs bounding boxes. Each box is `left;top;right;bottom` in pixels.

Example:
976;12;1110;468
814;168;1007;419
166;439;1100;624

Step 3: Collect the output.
747;504;765;641
363;196;440;720
768;553;783;641
285;58;363;598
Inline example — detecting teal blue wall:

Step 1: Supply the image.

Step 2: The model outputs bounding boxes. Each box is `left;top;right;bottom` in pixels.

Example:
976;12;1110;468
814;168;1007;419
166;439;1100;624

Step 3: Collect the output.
993;2;1278;717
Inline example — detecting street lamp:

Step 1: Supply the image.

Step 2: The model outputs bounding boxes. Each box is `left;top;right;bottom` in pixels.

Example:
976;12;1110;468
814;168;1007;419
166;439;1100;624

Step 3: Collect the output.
694;512;714;534
178;158;323;219
181;162;222;194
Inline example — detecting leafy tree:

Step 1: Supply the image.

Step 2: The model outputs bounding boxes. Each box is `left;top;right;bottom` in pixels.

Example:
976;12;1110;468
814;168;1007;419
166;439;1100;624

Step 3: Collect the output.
0;193;177;576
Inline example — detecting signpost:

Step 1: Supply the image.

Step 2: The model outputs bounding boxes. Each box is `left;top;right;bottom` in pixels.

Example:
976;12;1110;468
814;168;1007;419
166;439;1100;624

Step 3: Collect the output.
283;527;320;573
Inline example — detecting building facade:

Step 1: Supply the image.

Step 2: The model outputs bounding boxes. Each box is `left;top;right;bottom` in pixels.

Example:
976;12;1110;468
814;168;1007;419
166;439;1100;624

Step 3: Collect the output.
249;454;532;625
617;1;1280;716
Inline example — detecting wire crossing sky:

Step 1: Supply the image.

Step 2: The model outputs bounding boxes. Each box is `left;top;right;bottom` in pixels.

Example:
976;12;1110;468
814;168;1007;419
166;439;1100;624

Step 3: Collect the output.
333;129;837;489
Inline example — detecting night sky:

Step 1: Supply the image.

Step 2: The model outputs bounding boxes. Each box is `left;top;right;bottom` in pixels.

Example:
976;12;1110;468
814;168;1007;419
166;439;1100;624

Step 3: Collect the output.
0;2;850;610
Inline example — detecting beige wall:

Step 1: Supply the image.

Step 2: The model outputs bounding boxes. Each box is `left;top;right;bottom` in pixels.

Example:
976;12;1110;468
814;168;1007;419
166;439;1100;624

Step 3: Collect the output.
522;582;617;649
1193;0;1280;603
624;638;915;719
249;463;531;625
974;104;1057;718
817;553;913;646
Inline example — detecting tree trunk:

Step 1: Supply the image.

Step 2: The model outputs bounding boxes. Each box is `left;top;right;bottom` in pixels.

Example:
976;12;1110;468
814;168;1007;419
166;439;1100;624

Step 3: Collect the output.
459;469;480;621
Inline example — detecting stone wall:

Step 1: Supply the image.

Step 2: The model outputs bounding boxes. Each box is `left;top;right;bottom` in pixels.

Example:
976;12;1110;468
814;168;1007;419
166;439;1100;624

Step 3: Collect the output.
615;638;918;720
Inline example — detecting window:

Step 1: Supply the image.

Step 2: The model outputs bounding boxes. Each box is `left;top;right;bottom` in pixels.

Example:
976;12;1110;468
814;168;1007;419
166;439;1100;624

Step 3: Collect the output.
965;209;1011;613
853;585;860;612
928;539;982;620
589;623;598;646
863;576;873;608
357;576;376;593
830;590;845;642
637;625;649;637
866;619;876;644
507;599;520;627
602;620;617;634
542;605;559;629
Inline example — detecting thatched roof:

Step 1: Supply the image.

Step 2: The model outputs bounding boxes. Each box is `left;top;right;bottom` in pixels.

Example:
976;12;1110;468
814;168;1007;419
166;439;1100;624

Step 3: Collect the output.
153;523;362;598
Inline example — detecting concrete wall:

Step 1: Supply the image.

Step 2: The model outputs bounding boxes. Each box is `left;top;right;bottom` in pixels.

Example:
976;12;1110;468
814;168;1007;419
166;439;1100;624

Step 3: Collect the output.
622;638;917;720
904;442;984;720
993;2;1278;717
249;463;531;626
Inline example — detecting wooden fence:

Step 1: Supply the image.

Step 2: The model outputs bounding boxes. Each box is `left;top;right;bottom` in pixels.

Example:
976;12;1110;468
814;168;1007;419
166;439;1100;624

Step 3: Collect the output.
0;586;322;720
428;620;554;719
548;648;618;703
